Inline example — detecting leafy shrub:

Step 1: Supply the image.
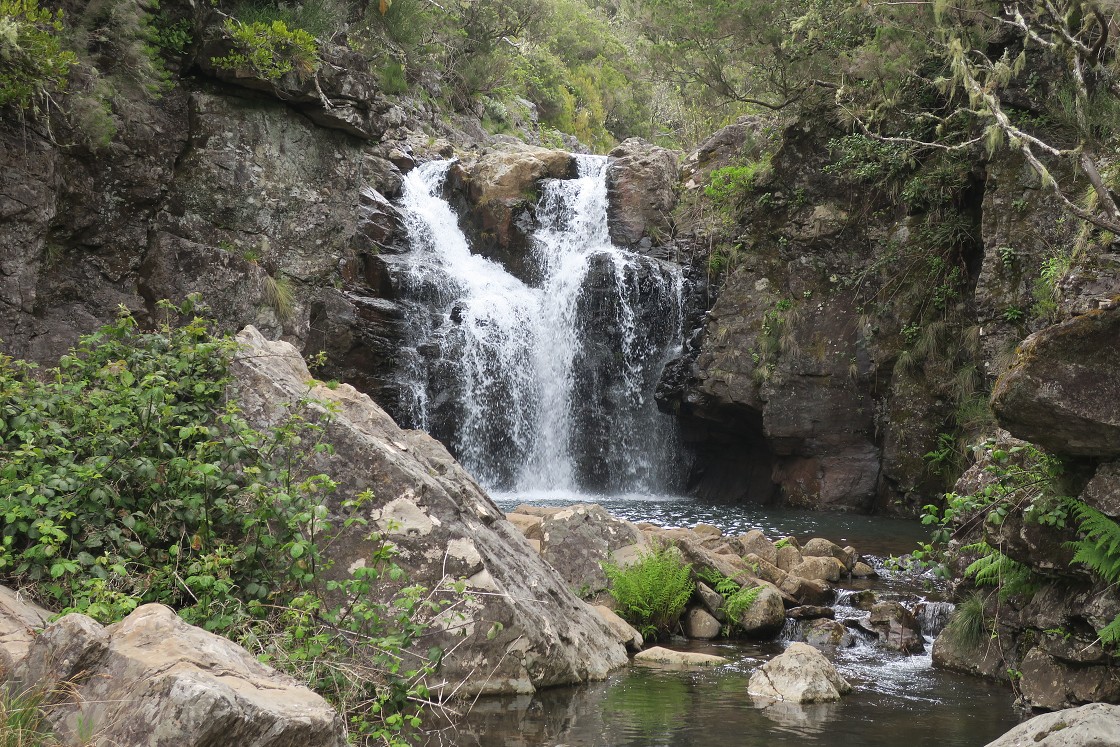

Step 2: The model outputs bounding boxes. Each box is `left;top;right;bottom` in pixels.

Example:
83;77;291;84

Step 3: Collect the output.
0;0;77;109
0;297;452;745
212;18;319;81
705;156;773;206
603;545;692;638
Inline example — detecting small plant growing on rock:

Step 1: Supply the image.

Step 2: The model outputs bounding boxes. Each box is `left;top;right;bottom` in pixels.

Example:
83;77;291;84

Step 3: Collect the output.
603;544;692;639
212;18;319;81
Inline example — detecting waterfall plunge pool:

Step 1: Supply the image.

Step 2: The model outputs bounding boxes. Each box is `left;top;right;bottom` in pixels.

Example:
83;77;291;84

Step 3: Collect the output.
421;492;1025;747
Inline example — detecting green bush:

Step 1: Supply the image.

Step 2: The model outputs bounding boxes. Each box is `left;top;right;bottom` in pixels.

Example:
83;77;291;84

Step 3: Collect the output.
603;544;693;638
212;18;319;81
0;0;77;109
0;297;451;745
943;591;989;650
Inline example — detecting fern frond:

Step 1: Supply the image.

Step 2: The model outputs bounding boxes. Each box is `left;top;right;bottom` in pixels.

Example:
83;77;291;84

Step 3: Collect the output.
1069;502;1120;585
1098;614;1120;646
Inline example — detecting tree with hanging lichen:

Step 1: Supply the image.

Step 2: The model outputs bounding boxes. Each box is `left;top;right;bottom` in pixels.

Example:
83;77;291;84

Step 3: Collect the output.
839;0;1120;236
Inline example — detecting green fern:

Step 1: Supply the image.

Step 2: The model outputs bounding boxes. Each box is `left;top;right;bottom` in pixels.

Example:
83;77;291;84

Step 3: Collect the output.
962;542;1036;600
1067;501;1120;646
603;545;693;638
725;585;763;622
1069;502;1120;585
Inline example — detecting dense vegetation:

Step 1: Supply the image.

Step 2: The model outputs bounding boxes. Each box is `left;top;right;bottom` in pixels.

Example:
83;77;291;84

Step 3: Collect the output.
0;299;453;746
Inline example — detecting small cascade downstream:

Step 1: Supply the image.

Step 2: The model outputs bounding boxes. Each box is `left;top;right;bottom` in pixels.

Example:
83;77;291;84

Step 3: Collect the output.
394;156;686;494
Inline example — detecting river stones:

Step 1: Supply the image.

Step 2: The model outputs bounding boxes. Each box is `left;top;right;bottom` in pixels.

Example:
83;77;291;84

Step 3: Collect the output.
683;607;723;640
789;555;846;583
634;646;729;668
868;601;925;653
736;587;786;637
748;642;852;703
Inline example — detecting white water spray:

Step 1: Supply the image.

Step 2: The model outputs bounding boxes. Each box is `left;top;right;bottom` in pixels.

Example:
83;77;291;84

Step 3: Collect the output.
396;156;685;494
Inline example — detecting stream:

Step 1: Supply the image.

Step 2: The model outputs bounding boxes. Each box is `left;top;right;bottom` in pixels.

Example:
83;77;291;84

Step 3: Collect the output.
422;493;1024;746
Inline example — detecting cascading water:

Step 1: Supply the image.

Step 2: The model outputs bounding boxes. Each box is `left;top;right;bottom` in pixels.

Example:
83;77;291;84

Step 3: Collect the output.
395;155;686;494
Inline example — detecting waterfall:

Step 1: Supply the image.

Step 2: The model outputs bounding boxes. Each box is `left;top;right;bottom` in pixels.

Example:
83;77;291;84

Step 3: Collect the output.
395;155;685;495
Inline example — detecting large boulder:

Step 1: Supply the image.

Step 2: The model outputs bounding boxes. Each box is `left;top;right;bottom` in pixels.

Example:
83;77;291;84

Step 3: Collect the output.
983;703;1120;747
448;146;574;280
747;642;852;703
1018;648;1120;711
7;603;346;747
513;503;646;596
230;327;628;695
606;138;680;250
991;306;1120;458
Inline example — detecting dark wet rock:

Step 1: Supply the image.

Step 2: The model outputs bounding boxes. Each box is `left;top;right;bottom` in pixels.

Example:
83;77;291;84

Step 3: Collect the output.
1019;648;1120;711
992;306;1120;458
446;146;574;282
1082;461;1120;518
868;602;925;654
787;606;835;620
802;618;855;652
606;138;680;250
932;627;1009;681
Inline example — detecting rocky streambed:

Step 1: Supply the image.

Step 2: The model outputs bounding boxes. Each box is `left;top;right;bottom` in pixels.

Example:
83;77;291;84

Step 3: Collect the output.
426;501;1026;746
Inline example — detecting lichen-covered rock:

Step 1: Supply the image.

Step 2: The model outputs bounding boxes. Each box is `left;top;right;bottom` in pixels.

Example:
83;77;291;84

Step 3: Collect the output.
748;642;852;703
789;556;845;583
12;604;347;747
738;529;778;565
801;538;855;570
230;327;628;695
982;703;1120;747
535;503;646;595
591;605;643;652
605;138;680;251
0;586;51;679
991;306;1120;458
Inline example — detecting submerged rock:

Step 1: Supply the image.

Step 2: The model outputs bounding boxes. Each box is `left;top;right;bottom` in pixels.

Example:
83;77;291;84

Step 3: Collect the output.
982;702;1120;746
748;642;852;703
633;646;728;668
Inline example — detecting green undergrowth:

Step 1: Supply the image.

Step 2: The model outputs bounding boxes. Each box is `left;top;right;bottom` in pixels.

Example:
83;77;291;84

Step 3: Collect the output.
907;437;1120;651
0;296;457;746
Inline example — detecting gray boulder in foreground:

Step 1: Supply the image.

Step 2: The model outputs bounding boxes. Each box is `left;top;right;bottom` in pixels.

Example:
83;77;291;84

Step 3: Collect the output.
983;703;1120;746
231;327;628;695
4;601;346;747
